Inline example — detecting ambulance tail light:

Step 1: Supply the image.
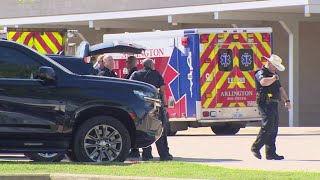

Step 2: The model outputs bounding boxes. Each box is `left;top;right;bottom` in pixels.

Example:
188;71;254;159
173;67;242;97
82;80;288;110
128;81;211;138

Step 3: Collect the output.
262;33;271;42
200;34;210;43
181;37;188;46
203;111;209;117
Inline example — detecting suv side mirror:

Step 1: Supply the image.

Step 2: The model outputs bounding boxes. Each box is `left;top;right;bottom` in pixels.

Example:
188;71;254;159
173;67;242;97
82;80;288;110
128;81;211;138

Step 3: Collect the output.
37;66;57;85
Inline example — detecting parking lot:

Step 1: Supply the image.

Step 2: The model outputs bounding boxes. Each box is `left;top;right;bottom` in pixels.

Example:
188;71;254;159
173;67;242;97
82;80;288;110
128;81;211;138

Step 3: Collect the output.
1;127;319;172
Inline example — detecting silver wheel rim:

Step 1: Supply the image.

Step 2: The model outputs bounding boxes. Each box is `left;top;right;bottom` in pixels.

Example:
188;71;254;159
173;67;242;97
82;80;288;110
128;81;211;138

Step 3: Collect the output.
84;124;123;162
37;153;59;158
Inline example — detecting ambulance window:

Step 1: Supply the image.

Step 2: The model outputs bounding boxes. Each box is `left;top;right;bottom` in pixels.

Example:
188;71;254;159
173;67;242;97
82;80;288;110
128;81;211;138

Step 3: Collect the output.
218;49;233;72
239;49;254;71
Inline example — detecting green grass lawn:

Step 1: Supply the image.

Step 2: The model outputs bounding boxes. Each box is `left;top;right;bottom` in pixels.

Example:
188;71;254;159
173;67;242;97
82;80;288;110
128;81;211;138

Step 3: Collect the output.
0;161;319;180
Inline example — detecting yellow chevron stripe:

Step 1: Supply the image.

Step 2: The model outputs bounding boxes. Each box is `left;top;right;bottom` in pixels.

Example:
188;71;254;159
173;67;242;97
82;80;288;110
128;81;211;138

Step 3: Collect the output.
238;102;246;107
203;71;230;108
255;33;271;55
52;32;63;46
33;38;46;54
200;33;228;77
216;103;223;108
242;72;255;88
201;65;218;96
229;103;236;107
200;63;209;77
200;34;216;77
41;33;58;53
7;32;16;40
19;32;29;44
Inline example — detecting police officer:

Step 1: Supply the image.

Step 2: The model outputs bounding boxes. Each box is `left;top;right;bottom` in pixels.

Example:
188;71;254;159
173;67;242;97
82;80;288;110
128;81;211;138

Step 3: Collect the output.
124;56;138;79
130;58;173;161
251;54;291;160
98;55;118;77
125;56;140;158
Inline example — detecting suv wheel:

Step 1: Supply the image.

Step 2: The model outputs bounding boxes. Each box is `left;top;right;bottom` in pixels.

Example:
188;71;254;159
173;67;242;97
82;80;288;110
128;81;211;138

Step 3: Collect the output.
73;116;131;162
24;152;65;162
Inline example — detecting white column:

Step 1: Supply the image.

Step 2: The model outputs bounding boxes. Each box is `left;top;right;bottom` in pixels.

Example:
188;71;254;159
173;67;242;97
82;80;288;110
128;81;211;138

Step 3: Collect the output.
279;20;300;127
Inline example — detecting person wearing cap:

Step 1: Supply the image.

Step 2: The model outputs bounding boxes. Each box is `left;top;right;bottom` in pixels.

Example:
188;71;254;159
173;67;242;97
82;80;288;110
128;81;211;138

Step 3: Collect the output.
98;55;118;78
251;54;291;160
130;58;173;161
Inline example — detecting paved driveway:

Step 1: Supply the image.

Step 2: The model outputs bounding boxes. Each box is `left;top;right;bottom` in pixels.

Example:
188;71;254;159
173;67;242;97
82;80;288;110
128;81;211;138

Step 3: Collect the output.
144;127;320;172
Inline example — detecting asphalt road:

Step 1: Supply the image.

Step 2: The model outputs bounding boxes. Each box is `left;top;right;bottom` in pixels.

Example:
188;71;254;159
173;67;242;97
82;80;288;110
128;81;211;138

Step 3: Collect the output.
1;127;319;172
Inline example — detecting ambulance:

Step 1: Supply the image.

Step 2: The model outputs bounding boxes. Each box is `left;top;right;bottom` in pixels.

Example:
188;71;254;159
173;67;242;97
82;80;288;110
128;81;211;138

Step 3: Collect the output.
103;28;272;135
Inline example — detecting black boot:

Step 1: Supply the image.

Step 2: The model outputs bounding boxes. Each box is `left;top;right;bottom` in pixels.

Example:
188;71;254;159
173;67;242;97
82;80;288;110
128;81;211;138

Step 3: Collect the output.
266;153;284;160
128;148;140;158
251;147;262;159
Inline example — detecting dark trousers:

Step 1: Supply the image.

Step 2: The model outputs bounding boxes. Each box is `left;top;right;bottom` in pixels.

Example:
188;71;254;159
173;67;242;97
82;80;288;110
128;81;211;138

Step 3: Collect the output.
142;111;170;158
252;102;279;155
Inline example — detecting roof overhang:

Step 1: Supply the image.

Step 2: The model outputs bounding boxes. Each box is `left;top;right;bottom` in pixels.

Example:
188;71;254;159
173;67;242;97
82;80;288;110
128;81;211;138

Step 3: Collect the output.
0;0;311;26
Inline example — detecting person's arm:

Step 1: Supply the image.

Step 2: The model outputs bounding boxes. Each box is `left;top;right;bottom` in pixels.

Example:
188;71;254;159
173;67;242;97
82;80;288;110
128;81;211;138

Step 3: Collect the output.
159;85;167;106
280;87;291;111
260;75;278;86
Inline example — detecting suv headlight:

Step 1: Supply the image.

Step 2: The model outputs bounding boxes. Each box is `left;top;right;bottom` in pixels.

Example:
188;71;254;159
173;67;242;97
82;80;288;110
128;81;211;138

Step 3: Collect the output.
133;90;154;100
133;90;161;106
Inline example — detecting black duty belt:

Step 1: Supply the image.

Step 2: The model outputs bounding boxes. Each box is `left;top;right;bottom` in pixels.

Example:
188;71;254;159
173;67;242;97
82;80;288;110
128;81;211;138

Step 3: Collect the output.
269;99;280;103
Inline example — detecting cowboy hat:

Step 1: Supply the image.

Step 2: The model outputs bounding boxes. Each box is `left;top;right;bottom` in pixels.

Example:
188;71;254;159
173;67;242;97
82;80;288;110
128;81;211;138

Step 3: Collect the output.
264;54;285;71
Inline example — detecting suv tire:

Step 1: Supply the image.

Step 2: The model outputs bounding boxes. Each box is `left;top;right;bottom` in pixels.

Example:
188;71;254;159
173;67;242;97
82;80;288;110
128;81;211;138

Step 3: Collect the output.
73;116;131;162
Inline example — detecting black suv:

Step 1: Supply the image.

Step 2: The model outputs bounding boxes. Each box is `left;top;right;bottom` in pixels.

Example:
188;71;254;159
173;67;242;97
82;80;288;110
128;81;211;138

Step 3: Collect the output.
0;40;163;162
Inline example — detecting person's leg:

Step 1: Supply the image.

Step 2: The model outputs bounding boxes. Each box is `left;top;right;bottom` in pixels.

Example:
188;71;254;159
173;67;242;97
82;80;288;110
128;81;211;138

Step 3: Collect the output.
251;104;273;159
156;124;173;161
128;148;140;158
142;146;153;161
265;103;284;160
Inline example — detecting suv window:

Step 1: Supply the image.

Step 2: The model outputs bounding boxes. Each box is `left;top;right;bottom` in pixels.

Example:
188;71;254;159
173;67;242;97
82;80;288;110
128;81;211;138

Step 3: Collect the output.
239;49;254;71
0;46;40;79
218;49;233;72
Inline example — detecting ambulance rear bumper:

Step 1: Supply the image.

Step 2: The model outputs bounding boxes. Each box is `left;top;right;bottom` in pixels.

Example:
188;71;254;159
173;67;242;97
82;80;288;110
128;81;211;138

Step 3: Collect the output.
168;117;261;123
197;118;261;123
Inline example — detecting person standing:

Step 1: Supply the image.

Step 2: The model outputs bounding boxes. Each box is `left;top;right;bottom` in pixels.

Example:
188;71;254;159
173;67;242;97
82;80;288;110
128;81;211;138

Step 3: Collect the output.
98;55;118;77
124;56;138;79
130;58;173;161
251;54;291;160
124;56;140;158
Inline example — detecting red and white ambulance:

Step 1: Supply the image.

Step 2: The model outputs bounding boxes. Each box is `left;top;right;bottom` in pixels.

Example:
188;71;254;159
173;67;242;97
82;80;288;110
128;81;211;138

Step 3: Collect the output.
103;28;272;135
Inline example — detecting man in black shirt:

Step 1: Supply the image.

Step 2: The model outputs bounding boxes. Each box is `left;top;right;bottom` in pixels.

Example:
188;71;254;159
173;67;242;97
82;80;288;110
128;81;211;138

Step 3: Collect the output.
125;56;140;158
98;55;118;77
124;56;138;79
251;54;291;160
130;58;173;161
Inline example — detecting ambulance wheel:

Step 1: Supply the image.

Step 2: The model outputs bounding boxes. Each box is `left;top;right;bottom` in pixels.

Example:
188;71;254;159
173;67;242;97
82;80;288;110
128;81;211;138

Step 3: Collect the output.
211;125;240;135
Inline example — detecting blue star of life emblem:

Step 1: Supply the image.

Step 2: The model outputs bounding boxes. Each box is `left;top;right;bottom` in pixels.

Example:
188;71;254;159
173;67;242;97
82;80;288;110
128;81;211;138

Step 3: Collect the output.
220;53;231;67
241;53;252;67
